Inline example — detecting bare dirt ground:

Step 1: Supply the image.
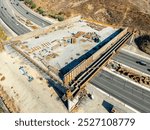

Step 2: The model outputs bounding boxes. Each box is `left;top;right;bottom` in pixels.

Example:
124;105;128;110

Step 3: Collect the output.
0;50;134;113
0;51;67;112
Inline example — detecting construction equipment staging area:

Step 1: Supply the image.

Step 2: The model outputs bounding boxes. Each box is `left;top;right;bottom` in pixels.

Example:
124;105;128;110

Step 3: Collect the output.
10;17;132;111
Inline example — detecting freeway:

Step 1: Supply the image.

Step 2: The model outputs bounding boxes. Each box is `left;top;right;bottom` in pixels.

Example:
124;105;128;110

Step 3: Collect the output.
90;70;150;112
0;97;9;113
61;31;132;101
0;0;30;35
10;0;51;27
113;51;150;75
70;32;132;89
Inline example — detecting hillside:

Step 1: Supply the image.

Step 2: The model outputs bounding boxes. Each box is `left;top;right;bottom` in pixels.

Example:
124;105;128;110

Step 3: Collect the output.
27;0;150;54
135;35;150;55
31;0;150;32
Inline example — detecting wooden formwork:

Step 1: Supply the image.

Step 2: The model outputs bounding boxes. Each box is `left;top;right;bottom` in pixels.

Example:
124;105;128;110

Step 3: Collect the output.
63;56;93;86
63;28;129;86
73;33;133;92
92;28;128;61
64;74;69;86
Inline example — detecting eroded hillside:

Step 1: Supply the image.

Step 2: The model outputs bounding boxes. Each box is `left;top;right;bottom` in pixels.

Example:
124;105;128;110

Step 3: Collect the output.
32;0;150;32
29;0;150;54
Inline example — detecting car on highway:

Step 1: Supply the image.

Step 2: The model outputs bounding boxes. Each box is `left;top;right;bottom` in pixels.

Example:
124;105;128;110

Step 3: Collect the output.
42;23;45;26
136;61;147;66
16;23;19;26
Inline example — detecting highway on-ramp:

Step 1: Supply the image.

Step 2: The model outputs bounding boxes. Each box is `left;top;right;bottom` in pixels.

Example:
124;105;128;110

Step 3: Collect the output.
90;70;150;112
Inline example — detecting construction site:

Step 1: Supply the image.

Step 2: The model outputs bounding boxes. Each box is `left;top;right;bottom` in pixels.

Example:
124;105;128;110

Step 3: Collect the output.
6;16;132;111
0;0;150;114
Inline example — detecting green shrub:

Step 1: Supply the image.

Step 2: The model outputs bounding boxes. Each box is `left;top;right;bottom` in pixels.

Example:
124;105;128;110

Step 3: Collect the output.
24;0;36;9
48;12;64;21
24;0;32;5
31;3;36;9
36;7;45;14
57;15;64;21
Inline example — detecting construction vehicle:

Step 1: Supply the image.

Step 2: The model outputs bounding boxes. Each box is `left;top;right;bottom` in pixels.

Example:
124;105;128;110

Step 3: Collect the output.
19;66;34;82
19;66;27;75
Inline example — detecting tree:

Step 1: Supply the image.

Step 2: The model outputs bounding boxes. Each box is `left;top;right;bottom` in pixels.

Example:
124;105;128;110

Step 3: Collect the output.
36;7;44;14
24;0;32;5
31;3;36;9
57;15;64;21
